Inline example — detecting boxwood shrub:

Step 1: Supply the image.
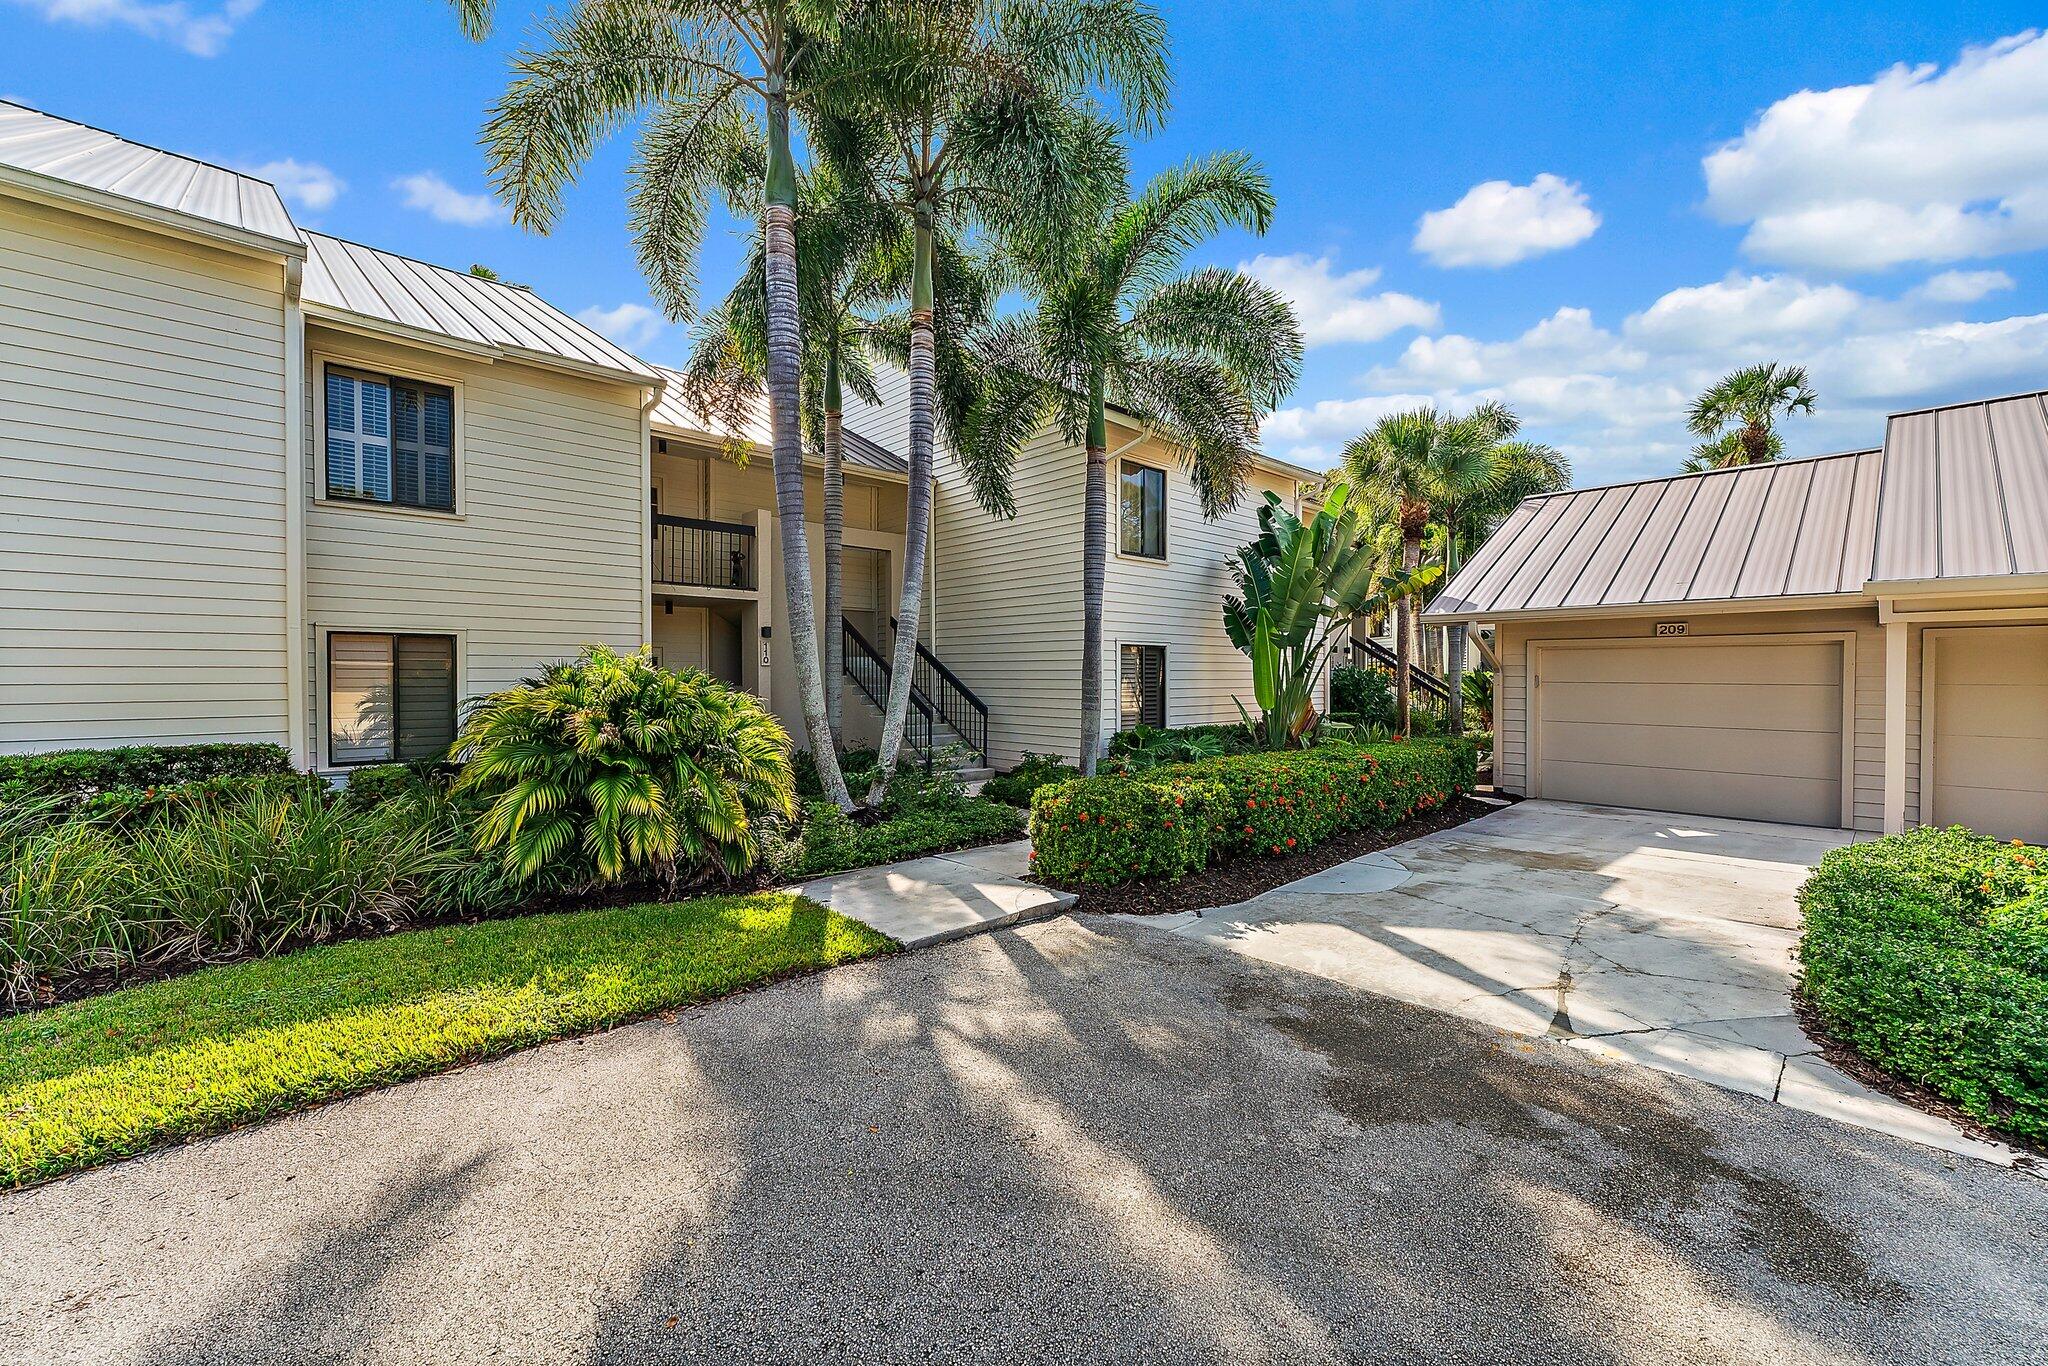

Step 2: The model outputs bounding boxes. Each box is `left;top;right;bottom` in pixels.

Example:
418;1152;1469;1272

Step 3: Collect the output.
1799;826;2047;1142
0;742;295;816
1030;738;1477;887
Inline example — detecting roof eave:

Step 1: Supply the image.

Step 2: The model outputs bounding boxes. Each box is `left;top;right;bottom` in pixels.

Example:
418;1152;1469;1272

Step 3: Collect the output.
648;423;914;485
1868;571;2048;598
0;165;305;261
306;303;659;387
1421;590;1874;626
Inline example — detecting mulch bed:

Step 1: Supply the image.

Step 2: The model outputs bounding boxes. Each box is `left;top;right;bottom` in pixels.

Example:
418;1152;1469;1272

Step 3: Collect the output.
1789;995;2046;1161
1052;795;1503;918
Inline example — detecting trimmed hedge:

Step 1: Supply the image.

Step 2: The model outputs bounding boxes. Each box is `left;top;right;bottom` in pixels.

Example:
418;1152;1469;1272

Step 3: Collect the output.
1799;827;2047;1143
0;743;295;817
1030;738;1477;886
984;754;1080;808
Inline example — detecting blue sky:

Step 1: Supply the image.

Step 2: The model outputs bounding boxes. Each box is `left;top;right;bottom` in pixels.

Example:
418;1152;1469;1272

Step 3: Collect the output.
8;1;2046;486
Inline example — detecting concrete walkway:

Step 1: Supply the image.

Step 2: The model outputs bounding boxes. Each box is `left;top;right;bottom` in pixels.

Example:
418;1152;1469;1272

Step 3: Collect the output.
1141;800;2020;1166
800;838;1073;947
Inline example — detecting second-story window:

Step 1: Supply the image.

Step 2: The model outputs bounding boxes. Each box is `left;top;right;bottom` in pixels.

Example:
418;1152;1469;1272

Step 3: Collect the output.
1119;460;1166;559
325;366;455;512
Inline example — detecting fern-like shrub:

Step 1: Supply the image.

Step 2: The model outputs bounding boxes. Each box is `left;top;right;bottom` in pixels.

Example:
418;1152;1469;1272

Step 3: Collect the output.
453;647;794;886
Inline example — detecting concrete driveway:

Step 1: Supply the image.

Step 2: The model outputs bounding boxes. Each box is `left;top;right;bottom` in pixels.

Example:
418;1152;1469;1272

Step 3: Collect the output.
1151;800;2011;1162
4;916;2044;1365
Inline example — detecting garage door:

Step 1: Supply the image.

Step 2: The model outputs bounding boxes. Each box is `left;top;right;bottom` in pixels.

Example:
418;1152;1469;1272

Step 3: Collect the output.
1534;640;1845;827
1927;626;2048;844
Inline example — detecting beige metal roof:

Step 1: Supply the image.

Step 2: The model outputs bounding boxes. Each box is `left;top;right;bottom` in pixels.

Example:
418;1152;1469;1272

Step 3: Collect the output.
1871;390;2048;586
0;100;300;251
649;367;909;476
301;231;660;385
1427;449;1883;620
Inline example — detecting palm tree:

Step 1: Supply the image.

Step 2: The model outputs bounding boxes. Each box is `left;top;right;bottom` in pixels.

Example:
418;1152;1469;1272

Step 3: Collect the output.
1341;406;1504;735
1685;362;1816;471
810;0;1169;802
457;0;863;813
682;164;1015;765
992;153;1302;774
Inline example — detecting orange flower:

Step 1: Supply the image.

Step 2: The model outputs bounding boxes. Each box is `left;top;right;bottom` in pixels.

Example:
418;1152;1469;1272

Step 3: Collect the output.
1285;837;1296;848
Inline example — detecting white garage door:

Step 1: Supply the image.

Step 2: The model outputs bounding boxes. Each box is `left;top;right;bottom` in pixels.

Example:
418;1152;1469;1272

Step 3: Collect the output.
1534;640;1845;827
1927;626;2048;844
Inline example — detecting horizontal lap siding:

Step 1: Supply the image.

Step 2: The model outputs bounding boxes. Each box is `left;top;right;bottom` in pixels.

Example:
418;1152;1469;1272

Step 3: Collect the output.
1105;446;1294;743
1497;607;1899;832
303;328;647;766
0;199;290;752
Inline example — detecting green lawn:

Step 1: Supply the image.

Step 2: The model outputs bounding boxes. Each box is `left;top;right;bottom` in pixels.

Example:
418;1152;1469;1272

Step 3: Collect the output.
0;893;894;1188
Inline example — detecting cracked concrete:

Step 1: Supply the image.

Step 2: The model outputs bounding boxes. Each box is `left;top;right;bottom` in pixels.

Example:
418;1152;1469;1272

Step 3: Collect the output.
1139;800;2021;1166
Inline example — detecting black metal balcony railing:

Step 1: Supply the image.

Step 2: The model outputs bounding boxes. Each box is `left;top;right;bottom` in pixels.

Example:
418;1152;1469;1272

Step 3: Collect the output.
652;514;755;590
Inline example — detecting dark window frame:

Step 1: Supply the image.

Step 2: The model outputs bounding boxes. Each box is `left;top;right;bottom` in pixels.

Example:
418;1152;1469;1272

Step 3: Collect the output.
1119;460;1167;560
326;631;457;768
323;364;458;513
1119;643;1166;730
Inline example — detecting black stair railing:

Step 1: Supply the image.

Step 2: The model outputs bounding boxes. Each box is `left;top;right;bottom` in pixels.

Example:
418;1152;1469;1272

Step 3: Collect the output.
889;618;989;766
1350;635;1452;720
840;619;936;764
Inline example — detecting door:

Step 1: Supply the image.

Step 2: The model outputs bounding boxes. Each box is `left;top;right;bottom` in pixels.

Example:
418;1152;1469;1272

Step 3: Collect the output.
1534;638;1846;827
1926;626;2048;843
843;547;887;647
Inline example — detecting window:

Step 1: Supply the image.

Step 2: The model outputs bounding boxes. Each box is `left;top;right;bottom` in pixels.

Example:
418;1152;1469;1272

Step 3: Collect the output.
1119;461;1165;558
328;633;456;766
1120;644;1165;730
325;366;455;511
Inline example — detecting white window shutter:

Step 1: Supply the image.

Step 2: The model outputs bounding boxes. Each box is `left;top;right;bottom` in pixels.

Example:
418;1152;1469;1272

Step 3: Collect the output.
326;371;392;501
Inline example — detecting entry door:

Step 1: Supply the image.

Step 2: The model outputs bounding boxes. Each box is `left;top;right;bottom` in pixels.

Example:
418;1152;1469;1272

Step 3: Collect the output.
1926;626;2048;843
1534;639;1846;827
843;548;887;646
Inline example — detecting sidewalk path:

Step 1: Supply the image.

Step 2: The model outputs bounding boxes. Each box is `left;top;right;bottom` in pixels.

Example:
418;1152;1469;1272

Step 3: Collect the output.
799;839;1073;947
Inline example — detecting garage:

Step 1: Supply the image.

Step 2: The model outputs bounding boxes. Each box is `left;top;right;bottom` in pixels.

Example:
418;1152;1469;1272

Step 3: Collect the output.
1924;625;2048;844
1532;638;1848;828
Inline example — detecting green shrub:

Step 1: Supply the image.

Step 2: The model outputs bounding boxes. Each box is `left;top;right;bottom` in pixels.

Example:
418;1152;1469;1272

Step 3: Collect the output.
0;743;294;816
0;786;463;1008
1027;772;1222;884
1031;737;1477;887
793;747;880;799
339;761;450;810
454;646;793;885
1106;723;1253;759
984;753;1079;808
1799;827;2048;1142
1330;665;1395;729
72;772;323;826
762;796;1025;882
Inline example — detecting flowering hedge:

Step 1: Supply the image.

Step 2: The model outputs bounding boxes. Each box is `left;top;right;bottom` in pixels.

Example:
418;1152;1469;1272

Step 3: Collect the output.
1029;738;1478;886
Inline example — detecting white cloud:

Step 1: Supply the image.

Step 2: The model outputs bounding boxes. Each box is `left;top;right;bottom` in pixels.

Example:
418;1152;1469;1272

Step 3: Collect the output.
577;302;665;349
1412;174;1600;268
1623;273;1869;351
393;171;505;227
1909;269;2015;304
244;158;342;212
1820;312;2048;399
1238;252;1439;347
1368;307;1644;390
1258;394;1438;469
8;0;261;57
1704;30;2048;270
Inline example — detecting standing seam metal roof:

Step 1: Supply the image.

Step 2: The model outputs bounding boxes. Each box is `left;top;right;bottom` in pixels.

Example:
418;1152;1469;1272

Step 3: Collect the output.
1430;386;2048;620
647;367;910;475
301;231;659;384
0;101;299;248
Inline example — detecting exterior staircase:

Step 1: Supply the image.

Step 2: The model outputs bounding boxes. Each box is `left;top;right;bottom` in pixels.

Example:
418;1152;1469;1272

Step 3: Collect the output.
1349;634;1454;724
841;618;992;782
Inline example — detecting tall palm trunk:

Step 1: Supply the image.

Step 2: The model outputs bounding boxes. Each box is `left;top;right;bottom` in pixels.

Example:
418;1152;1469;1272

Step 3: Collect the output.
1396;527;1420;735
1443;516;1463;737
1079;372;1108;775
764;90;852;813
822;339;844;745
867;203;937;802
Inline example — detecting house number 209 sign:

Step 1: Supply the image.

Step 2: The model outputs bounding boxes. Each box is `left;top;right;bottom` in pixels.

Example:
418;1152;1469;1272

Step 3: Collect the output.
1655;622;1688;637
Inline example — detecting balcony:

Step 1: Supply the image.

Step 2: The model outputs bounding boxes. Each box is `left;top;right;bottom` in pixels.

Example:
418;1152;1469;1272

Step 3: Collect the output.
652;514;756;591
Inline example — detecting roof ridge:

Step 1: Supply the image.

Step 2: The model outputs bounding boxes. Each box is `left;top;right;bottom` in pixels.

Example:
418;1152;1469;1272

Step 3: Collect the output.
1522;447;1876;504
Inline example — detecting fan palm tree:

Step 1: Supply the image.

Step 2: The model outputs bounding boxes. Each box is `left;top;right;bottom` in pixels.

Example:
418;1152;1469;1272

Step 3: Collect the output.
809;0;1169;801
1685;361;1816;470
1341;405;1505;735
990;153;1301;773
455;0;863;813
